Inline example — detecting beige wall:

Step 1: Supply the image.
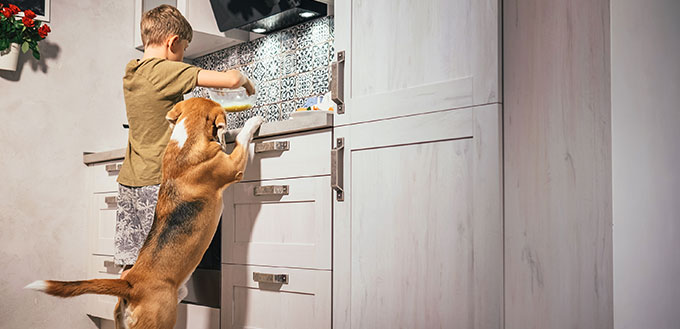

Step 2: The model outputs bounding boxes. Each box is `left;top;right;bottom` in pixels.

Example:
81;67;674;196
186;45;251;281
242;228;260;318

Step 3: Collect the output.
611;1;680;328
504;0;613;328
0;1;138;328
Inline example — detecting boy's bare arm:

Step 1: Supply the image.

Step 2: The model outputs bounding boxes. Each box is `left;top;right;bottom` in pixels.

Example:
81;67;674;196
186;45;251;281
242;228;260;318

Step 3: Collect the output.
197;70;256;95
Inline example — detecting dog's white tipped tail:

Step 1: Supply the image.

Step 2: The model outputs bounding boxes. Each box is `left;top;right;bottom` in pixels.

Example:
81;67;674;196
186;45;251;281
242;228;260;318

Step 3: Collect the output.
25;280;48;292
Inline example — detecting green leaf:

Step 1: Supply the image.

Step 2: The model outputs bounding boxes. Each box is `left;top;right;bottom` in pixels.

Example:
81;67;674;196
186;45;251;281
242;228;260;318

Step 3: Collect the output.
21;41;28;53
32;49;40;60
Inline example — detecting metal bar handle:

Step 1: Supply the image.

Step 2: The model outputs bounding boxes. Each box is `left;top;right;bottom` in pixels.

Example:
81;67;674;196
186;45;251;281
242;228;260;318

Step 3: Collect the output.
253;272;288;284
331;50;345;114
103;260;122;268
254;141;290;153
253;185;289;196
105;163;122;173
104;196;118;207
331;137;345;201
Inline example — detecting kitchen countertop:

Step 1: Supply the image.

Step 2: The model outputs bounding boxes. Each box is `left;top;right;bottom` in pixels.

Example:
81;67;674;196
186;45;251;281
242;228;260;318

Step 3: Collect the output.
83;111;334;165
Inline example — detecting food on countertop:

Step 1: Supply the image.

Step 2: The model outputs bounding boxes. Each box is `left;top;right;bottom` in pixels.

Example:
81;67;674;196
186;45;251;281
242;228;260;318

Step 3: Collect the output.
294;93;335;113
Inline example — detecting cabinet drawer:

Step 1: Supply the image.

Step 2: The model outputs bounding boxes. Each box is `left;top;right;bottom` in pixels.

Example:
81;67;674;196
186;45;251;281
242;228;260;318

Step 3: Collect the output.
90;161;122;193
89;193;117;256
222;176;331;269
228;129;331;181
221;264;331;329
86;255;123;320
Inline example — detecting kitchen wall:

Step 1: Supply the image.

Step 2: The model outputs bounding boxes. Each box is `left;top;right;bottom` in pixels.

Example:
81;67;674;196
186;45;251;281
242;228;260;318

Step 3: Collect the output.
611;0;680;328
0;1;137;328
191;16;334;129
504;0;613;328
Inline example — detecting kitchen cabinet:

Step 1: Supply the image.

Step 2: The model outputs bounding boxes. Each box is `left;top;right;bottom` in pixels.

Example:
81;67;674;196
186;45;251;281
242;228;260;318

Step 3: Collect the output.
133;0;249;59
83;158;125;321
220;118;333;329
82;151;221;328
331;0;502;328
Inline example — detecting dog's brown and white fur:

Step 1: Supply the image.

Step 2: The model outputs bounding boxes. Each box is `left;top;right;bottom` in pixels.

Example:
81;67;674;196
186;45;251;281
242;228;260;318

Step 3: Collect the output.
25;97;263;329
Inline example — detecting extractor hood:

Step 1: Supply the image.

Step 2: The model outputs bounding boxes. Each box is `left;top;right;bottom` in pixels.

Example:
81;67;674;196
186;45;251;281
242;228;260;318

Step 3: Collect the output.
210;0;328;34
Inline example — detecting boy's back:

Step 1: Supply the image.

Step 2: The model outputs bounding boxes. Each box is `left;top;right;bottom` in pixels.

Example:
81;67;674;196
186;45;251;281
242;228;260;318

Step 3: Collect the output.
118;57;201;187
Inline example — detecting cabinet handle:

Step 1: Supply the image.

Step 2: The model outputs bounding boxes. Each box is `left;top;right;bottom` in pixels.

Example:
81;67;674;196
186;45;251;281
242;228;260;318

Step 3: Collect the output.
253;185;289;196
331;50;345;114
331;137;345;201
105;163;122;173
254;141;289;153
104;196;117;207
253;272;288;284
103;260;120;268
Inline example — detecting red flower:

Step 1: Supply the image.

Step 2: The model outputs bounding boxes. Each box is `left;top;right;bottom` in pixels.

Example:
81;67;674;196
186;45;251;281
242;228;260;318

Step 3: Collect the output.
22;16;34;27
38;24;50;38
23;9;35;19
8;4;18;15
2;7;10;18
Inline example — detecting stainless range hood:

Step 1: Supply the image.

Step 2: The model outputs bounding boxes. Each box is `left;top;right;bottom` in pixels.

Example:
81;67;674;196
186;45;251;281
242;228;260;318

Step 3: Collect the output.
210;0;328;34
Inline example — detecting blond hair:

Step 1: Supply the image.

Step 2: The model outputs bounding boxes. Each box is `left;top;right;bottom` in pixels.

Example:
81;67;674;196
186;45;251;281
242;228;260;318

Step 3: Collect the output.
140;4;193;47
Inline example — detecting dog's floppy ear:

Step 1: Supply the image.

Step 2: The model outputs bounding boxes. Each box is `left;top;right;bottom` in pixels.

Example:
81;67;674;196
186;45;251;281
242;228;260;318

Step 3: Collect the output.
211;109;228;147
166;103;184;127
212;110;226;130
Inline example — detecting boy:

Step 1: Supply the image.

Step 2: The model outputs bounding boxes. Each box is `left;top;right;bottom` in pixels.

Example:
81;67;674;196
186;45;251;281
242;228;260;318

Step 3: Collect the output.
115;4;256;278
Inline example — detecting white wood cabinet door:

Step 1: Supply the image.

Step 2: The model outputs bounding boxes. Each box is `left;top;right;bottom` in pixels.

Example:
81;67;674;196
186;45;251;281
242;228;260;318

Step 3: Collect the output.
333;105;503;329
333;0;500;126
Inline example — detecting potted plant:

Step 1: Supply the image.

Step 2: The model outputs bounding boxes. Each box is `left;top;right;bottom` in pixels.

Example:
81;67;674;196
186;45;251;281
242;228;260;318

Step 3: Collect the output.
0;3;51;71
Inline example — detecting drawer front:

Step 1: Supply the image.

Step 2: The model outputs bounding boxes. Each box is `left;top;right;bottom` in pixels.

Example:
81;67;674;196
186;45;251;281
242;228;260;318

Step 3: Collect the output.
86;255;123;320
230;129;331;181
221;264;331;329
90;193;117;256
222;176;331;269
90;161;122;193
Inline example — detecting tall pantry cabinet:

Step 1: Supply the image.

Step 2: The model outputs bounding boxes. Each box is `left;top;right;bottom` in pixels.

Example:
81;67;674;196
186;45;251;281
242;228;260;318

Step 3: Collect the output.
332;1;503;328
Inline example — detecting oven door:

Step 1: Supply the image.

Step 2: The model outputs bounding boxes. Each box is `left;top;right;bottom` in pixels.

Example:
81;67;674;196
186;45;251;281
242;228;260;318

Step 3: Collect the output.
182;220;221;308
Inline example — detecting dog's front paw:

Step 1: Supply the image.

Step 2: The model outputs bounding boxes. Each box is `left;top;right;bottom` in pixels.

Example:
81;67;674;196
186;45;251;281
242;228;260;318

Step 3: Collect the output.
237;116;264;146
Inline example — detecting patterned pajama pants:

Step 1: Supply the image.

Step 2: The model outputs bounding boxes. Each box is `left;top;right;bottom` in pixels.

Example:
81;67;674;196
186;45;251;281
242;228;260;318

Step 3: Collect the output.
114;183;160;266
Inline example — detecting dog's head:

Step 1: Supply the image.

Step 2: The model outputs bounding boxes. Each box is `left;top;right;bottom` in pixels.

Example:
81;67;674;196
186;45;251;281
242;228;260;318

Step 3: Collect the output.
166;97;227;148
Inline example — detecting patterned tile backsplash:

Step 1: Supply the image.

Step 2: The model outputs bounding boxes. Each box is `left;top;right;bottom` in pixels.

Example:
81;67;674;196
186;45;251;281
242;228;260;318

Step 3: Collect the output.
192;16;335;129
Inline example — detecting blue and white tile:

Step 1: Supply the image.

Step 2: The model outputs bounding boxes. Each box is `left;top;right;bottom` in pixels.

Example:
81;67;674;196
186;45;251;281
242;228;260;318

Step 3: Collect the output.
296;47;314;73
251;61;266;83
310;18;330;44
296;71;314;99
226;46;240;68
281;75;297;101
281;52;297;76
256;80;280;105
262;56;281;81
261;104;280;122
312;42;330;68
239;42;254;65
312;67;330;95
280;28;298;52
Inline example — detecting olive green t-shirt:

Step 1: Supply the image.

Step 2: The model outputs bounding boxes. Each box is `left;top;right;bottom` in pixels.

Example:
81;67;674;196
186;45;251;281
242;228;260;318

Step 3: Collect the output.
117;57;202;187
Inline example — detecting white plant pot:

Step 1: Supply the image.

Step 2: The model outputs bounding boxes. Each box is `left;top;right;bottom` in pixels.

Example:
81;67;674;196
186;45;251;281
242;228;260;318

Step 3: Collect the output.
0;43;20;71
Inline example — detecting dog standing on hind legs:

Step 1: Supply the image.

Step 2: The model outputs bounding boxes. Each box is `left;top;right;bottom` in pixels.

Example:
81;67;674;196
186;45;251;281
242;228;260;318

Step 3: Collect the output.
25;97;264;329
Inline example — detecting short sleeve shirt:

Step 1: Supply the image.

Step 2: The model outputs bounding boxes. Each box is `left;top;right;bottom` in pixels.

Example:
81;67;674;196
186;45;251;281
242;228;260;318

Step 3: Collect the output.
117;58;202;187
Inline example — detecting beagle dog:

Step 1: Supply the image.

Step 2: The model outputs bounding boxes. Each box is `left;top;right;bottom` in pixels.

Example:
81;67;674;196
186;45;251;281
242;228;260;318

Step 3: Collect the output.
26;97;264;329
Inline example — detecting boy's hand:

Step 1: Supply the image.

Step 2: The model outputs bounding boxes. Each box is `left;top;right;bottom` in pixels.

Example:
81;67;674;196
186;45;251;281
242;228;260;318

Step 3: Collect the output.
242;78;256;96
